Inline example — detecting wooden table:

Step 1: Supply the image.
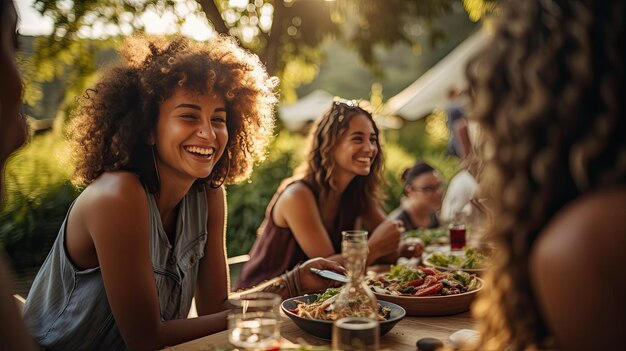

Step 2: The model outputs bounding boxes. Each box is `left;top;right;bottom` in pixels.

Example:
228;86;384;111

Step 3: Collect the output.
166;311;474;350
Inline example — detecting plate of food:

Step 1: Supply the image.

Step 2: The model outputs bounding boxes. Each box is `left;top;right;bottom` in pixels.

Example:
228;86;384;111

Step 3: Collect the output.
281;289;406;340
402;227;449;246
423;247;488;273
368;264;483;316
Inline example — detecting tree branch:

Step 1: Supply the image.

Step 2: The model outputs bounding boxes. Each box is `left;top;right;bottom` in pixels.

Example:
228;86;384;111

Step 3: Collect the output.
263;0;285;75
196;0;229;35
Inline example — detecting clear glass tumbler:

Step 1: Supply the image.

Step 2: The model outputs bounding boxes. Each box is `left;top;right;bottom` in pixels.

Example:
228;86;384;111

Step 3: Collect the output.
332;316;380;351
228;292;281;350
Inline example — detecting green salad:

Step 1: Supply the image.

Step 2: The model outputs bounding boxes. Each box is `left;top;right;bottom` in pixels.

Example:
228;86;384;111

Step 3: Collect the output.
426;248;487;270
403;227;448;246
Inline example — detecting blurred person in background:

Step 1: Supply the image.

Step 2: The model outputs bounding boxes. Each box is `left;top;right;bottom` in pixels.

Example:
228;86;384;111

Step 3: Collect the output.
467;0;625;350
235;99;404;290
387;161;444;260
388;161;442;231
445;88;471;159
440;153;486;228
0;0;40;349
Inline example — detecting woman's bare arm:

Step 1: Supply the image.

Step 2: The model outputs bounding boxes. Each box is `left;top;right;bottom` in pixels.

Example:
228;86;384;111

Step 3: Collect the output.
195;186;230;314
78;174;229;350
274;183;339;260
361;204;403;265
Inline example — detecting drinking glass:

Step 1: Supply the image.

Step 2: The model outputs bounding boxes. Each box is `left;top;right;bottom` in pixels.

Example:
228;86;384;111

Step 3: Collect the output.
228;292;281;350
332;317;380;351
334;230;378;320
449;213;467;251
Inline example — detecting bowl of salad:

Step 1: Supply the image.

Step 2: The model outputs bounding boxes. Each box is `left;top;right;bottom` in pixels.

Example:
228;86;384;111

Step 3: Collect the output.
368;265;483;316
423;247;488;273
281;289;405;340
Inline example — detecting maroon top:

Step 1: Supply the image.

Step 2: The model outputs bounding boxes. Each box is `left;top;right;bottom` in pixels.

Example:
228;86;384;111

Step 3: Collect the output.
234;180;361;290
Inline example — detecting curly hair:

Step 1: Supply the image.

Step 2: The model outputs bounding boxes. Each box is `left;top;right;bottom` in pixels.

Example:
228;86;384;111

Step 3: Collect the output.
68;35;278;191
466;0;624;349
299;100;384;216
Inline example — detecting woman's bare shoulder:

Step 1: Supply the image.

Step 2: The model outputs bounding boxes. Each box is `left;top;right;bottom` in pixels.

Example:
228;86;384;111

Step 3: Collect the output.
532;186;626;269
272;181;318;226
280;181;314;198
530;188;626;349
79;171;145;207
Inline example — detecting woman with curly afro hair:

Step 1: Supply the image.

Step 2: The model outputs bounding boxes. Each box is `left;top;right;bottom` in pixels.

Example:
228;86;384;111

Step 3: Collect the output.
21;34;345;350
464;0;625;350
235;99;404;290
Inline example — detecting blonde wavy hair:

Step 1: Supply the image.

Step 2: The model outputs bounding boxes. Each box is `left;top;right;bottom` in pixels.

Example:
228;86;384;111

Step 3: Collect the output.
466;0;624;349
69;35;278;191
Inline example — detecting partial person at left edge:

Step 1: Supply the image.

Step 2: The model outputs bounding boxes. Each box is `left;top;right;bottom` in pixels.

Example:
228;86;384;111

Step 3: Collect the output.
0;0;40;350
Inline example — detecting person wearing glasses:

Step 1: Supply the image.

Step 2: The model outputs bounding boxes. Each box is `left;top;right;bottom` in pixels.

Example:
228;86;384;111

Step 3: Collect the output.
235;99;404;290
388;162;443;232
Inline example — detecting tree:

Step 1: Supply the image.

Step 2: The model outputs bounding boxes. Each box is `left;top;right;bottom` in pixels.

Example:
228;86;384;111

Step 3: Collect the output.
24;0;498;108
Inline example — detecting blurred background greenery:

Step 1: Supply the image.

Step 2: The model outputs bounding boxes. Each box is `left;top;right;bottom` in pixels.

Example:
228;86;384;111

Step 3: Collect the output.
3;0;498;292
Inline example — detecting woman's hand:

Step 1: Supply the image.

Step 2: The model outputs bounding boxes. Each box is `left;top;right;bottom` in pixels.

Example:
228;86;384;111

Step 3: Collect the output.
297;258;346;294
367;219;403;263
398;237;425;259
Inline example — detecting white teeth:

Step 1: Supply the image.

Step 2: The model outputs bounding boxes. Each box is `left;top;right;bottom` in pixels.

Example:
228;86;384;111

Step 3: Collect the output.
185;146;214;156
356;157;370;162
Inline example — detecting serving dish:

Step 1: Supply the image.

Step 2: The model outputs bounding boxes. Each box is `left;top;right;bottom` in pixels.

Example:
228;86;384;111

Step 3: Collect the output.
422;250;487;274
281;294;406;340
373;277;483;316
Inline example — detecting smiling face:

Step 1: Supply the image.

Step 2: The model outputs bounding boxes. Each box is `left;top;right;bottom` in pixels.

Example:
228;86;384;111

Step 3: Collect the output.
0;0;26;168
152;87;228;187
332;113;379;180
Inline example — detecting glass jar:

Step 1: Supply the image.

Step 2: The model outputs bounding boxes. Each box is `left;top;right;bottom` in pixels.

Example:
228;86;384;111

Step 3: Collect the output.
333;230;379;320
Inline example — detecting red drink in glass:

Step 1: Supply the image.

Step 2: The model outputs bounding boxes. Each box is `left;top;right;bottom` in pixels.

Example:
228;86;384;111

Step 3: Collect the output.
449;226;466;251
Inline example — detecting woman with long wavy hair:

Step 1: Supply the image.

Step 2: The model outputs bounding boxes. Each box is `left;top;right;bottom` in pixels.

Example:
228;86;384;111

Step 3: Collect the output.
236;99;404;290
467;1;625;349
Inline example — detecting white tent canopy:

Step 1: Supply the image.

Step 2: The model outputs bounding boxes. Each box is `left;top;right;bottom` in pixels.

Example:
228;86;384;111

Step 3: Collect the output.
383;29;490;121
278;89;334;131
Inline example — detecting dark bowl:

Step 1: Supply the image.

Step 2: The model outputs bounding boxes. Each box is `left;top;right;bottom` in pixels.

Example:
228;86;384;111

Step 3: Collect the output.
281;294;406;340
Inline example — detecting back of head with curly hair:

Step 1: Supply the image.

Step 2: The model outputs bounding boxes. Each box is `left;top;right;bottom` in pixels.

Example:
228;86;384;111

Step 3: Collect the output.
300;100;384;215
466;0;624;349
69;35;278;191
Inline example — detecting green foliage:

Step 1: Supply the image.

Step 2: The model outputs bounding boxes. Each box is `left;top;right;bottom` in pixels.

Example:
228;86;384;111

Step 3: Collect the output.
380;142;416;212
0;132;78;268
0;126;458;266
25;0;479;113
225;131;306;256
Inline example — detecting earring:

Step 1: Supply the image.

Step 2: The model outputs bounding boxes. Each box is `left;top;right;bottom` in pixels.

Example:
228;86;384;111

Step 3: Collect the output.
151;145;161;193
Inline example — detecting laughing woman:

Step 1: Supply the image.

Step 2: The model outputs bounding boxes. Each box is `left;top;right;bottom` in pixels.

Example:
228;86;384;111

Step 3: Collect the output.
235;100;403;290
21;35;280;350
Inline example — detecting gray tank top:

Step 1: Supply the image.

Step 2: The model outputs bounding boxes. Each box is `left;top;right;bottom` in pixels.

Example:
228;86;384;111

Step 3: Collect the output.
23;185;208;350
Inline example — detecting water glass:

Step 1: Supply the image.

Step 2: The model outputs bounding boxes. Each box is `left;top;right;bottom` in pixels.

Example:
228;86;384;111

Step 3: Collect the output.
449;213;467;251
332;317;380;351
341;230;369;278
228;292;281;350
